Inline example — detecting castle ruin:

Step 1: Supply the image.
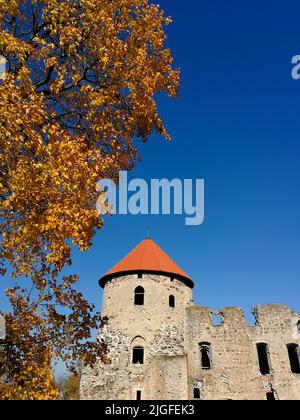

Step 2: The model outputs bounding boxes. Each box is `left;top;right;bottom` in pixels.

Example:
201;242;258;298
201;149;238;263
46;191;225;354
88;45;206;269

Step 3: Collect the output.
80;238;300;400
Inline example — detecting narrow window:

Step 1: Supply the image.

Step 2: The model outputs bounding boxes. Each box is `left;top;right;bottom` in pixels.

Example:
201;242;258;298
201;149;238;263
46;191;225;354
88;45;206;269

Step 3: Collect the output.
199;342;211;369
134;286;144;306
169;295;175;308
193;388;200;399
266;391;275;400
256;343;270;375
136;390;142;400
287;344;300;374
132;346;144;364
138;273;143;279
297;320;300;333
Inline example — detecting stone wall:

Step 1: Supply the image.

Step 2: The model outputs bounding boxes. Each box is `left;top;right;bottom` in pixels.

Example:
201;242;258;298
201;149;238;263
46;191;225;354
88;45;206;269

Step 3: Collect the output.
101;273;193;341
186;304;300;400
80;321;188;400
81;273;192;400
251;305;300;400
186;306;261;400
80;272;300;400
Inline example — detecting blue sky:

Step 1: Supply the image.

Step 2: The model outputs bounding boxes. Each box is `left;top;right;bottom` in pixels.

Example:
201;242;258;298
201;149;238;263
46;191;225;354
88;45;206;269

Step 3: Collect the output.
1;0;300;327
81;0;299;320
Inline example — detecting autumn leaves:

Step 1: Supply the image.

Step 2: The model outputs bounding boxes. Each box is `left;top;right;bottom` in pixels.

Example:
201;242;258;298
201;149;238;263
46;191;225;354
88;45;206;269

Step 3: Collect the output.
0;0;178;399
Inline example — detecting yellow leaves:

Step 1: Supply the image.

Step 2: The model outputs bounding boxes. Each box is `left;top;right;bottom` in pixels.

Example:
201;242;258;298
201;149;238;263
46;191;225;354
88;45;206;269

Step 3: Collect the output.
0;1;19;18
45;56;57;68
0;0;178;400
60;373;80;400
0;30;32;59
1;360;59;400
0;308;59;400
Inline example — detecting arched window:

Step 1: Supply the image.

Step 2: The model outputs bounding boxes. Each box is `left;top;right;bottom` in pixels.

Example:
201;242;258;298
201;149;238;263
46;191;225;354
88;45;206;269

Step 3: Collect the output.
134;286;144;306
169;295;175;308
132;347;144;364
287;343;300;374
256;343;271;375
199;342;211;369
193;387;200;399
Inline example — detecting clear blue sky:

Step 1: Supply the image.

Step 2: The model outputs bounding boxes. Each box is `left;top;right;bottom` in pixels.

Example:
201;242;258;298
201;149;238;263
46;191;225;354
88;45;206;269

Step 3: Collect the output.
1;0;300;324
73;0;300;320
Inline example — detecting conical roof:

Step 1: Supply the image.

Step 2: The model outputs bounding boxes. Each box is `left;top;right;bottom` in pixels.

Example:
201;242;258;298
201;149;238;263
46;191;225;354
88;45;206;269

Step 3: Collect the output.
99;238;193;288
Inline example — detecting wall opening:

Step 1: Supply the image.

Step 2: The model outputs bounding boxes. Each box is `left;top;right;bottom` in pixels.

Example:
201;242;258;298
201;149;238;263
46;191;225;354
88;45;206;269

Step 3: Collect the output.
134;286;144;306
245;309;257;326
136;390;142;400
256;343;270;375
169;295;175;308
193;388;200;399
199;342;211;369
138;273;143;279
132;346;144;364
297;320;300;334
212;314;222;325
266;391;275;400
287;344;300;374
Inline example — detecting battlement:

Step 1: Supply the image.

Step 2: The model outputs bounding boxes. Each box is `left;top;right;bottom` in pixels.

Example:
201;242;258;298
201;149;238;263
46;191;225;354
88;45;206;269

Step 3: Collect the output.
82;302;300;400
185;303;300;400
188;305;248;326
188;304;300;330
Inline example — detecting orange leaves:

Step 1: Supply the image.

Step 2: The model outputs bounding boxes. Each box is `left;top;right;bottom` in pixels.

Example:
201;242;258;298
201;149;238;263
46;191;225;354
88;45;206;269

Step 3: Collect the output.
0;0;179;399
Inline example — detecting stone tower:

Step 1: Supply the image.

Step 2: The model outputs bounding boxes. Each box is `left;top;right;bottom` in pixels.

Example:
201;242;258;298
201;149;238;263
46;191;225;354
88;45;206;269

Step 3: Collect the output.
80;238;300;400
80;237;194;400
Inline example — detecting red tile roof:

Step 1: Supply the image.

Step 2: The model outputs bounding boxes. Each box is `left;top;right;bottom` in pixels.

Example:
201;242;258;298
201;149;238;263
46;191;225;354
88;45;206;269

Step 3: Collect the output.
99;238;193;288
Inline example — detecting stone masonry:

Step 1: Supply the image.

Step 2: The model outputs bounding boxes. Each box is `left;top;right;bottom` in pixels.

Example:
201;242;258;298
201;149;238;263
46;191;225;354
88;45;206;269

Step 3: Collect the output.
80;273;300;400
80;239;300;400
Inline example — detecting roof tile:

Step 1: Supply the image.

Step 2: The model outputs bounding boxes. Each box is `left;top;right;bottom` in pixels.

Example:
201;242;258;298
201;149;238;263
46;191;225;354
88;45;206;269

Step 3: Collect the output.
99;238;192;286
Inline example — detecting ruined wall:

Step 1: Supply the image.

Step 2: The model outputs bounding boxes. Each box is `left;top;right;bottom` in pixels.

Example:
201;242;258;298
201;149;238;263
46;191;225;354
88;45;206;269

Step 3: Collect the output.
186;306;261;400
251;305;300;400
187;305;300;400
80;272;300;400
80;325;132;400
80;322;188;400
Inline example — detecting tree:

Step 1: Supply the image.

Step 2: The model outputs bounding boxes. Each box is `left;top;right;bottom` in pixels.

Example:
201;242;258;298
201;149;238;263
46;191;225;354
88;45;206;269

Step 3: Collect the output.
56;363;83;400
59;374;81;400
0;0;179;399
